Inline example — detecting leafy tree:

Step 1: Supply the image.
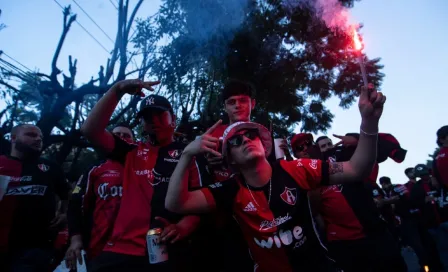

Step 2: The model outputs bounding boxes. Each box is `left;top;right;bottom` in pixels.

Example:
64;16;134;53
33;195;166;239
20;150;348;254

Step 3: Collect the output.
0;0;384;176
0;0;156;177
152;0;383;137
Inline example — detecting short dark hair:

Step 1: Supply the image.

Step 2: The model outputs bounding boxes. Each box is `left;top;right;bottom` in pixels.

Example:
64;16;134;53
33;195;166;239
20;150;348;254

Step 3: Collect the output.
437;125;448;147
112;123;134;138
221;79;256;103
404;167;414;176
379;176;391;185
315;136;329;144
11;124;38;136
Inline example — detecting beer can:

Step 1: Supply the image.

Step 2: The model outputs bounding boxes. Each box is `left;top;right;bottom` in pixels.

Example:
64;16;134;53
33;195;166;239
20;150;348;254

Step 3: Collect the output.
146;228;168;264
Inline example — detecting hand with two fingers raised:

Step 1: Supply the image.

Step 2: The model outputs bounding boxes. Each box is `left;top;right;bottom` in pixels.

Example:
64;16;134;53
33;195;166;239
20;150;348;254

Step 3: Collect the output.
183;120;223;158
113;79;160;97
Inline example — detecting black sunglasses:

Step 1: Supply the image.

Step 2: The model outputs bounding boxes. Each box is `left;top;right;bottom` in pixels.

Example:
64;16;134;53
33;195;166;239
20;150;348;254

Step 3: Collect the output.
295;140;313;152
228;129;259;147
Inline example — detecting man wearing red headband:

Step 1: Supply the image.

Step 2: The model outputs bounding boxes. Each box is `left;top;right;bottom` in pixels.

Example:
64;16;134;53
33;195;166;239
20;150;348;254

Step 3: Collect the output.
165;86;400;271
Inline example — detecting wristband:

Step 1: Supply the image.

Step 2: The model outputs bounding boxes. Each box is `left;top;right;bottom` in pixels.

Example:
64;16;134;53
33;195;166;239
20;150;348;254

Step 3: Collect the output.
360;127;378;136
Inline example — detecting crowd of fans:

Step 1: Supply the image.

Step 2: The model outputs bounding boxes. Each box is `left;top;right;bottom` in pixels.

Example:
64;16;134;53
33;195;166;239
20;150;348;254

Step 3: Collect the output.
0;78;447;272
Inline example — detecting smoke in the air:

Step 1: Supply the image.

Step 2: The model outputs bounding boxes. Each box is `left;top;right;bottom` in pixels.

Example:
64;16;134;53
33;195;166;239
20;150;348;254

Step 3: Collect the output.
282;0;356;32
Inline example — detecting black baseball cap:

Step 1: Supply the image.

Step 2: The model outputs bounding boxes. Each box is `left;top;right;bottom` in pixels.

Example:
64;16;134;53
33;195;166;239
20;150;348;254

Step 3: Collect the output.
137;95;173;117
437;125;448;146
414;164;430;178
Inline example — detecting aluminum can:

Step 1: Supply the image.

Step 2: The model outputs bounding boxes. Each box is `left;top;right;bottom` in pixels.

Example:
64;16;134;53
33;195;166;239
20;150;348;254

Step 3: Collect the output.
147;228;168;264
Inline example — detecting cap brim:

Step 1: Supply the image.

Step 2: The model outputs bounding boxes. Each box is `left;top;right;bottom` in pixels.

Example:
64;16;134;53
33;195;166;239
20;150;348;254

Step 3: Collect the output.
137;106;170;117
222;122;272;161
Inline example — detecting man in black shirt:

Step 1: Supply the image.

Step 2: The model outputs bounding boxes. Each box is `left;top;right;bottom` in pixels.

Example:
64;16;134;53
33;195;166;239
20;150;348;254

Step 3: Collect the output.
0;124;70;271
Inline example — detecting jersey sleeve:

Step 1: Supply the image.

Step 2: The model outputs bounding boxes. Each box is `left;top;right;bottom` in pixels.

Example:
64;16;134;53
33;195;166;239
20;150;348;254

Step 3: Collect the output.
280;159;329;190
67;166;97;237
200;179;240;212
108;134;137;164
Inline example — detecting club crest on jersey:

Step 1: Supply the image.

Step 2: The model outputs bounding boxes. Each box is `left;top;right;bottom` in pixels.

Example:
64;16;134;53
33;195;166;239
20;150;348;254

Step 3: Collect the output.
168;149;181;159
280;187;297;206
38;164;50;172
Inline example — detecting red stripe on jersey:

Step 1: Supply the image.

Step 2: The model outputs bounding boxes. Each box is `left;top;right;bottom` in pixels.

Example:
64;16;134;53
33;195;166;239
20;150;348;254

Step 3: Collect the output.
85;161;124;259
320;185;365;241
234;187;292;272
0;156;22;253
104;143;158;256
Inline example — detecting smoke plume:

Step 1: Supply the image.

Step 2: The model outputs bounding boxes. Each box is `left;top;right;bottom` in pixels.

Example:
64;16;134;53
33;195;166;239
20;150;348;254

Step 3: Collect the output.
282;0;355;32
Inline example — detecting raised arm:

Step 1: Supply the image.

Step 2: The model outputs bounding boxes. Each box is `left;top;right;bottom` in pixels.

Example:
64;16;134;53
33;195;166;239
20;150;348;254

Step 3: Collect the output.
166;121;222;214
80;79;159;154
328;86;386;184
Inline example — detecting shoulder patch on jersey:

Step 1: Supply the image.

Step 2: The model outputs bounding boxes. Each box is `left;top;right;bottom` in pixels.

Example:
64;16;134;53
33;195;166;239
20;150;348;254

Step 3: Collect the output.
168;149;181;159
38;164;50;172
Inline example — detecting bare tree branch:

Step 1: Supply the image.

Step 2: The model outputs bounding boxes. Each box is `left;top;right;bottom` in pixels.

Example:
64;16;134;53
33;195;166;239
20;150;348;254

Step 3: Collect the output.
52;6;76;84
126;0;144;38
109;96;139;125
71;101;80;131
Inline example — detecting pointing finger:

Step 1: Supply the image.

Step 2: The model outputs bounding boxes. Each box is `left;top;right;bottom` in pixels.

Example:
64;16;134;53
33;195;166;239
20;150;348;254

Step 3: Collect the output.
202;135;219;143
142;81;160;91
205;120;222;135
332;134;344;139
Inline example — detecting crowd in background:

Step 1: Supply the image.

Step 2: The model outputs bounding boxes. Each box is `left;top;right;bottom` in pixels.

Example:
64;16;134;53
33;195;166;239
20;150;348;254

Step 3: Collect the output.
0;78;447;272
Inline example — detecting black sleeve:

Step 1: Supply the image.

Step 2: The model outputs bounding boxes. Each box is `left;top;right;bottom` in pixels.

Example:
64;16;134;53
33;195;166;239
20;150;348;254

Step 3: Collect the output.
409;184;426;209
108;134;137;164
321;161;330;186
52;164;70;200
67;168;92;237
206;179;240;213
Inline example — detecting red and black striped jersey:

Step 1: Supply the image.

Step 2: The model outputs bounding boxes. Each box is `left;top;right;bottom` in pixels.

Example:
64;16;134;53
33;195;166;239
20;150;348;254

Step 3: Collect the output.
0;155;69;253
67;160;124;259
104;135;201;256
201;159;330;272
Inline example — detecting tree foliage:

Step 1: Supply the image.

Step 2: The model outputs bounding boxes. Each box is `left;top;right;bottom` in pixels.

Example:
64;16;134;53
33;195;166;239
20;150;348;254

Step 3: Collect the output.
0;0;384;177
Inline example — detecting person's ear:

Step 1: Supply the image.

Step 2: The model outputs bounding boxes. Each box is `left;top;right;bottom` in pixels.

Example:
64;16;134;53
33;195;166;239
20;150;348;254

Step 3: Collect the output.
171;114;176;127
251;99;256;110
10;134;17;143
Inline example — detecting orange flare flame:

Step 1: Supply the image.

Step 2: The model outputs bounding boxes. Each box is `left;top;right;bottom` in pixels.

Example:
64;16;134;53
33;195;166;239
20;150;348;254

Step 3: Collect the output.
353;28;363;51
424;265;429;272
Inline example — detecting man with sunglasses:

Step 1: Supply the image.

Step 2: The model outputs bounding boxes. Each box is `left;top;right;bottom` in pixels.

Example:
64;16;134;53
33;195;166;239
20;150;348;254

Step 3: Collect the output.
81;79;202;271
165;86;405;271
65;124;134;270
197;79;258;271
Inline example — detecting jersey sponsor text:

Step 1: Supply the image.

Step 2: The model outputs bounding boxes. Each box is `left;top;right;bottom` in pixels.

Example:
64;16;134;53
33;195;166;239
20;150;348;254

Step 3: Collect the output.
259;213;292;231
6;185;47;196
254;225;306;249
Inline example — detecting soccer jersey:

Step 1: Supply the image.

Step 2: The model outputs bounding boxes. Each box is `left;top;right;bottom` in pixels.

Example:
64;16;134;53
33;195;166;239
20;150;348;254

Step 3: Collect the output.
104;136;200;256
0;155;69;253
201;159;330;272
